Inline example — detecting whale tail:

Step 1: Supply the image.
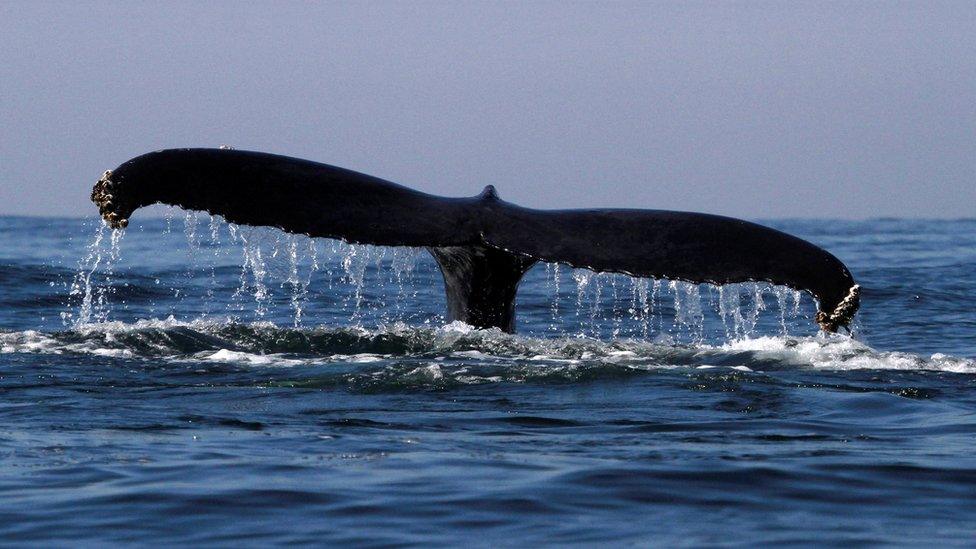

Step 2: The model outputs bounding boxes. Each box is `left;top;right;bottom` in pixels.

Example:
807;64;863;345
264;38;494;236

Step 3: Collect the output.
428;245;536;333
92;148;860;333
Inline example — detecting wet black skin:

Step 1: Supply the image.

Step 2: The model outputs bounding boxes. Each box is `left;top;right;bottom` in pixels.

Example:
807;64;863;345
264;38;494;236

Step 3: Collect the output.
92;148;860;333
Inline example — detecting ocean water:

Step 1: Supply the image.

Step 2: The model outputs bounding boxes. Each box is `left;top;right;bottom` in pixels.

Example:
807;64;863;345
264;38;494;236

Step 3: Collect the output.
1;214;975;545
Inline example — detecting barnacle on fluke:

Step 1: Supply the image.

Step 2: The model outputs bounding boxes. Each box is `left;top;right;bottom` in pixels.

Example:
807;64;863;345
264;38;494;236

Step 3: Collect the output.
92;169;128;229
92;148;861;333
816;284;861;333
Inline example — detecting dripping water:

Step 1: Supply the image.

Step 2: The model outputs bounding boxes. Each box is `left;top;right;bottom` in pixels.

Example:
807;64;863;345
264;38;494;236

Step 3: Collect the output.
67;221;126;326
68;222;106;325
65;216;821;342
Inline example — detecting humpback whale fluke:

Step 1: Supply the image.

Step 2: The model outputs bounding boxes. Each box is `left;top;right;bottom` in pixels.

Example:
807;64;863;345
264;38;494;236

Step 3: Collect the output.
91;148;860;333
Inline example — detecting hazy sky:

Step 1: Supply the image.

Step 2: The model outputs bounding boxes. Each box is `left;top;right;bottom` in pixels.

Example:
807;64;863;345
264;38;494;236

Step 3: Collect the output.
1;1;974;218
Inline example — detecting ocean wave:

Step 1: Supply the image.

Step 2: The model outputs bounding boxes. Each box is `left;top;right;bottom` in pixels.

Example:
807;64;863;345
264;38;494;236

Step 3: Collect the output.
1;318;973;375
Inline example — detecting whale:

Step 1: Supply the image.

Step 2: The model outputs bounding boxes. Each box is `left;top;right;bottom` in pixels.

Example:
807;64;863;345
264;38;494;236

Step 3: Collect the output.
91;148;860;333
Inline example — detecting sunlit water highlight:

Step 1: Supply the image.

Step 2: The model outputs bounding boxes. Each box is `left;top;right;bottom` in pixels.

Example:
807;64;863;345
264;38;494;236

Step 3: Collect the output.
1;215;975;545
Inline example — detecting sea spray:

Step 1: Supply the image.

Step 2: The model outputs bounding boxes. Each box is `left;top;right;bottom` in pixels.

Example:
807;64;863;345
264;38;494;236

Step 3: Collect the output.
340;243;369;322
228;224;270;318
549;263;561;332
205;215;222;309
671;281;705;343
285;235;309;327
67;221;126;325
718;284;743;339
389;247;422;319
630;277;652;339
63;217;823;342
572;269;592;336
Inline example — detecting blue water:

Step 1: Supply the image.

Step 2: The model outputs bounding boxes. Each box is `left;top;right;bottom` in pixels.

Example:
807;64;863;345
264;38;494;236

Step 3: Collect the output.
2;214;975;545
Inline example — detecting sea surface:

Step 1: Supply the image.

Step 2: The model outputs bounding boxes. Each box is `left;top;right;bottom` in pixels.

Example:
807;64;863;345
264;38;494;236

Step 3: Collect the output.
1;214;974;546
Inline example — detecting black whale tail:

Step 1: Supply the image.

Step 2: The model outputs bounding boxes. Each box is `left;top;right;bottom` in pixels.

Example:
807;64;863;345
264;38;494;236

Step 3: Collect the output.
92;148;860;333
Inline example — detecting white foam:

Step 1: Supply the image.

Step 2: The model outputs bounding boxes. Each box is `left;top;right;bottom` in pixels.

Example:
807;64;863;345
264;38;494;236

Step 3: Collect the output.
0;329;127;358
1;330;61;354
406;364;444;380
438;320;482;335
200;349;302;366
718;335;976;373
332;353;386;363
453;350;491;359
2;322;974;374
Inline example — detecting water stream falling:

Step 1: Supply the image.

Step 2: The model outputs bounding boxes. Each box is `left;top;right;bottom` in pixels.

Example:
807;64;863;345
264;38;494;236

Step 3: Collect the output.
65;214;817;343
67;221;126;326
66;222;105;326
